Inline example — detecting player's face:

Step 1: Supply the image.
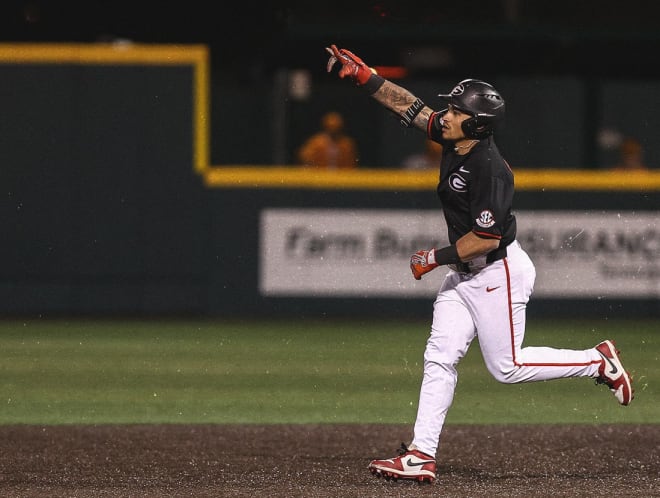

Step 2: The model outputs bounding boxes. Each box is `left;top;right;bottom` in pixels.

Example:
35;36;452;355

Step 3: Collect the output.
441;105;470;141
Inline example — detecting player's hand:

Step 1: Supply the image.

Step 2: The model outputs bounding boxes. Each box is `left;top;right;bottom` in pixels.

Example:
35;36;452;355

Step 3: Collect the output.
326;44;376;85
410;249;439;280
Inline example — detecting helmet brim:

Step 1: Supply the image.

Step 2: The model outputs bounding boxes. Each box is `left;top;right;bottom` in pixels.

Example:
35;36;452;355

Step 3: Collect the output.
437;94;473;116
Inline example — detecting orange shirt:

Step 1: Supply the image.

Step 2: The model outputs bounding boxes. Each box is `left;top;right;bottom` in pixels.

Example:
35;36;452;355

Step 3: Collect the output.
297;133;359;169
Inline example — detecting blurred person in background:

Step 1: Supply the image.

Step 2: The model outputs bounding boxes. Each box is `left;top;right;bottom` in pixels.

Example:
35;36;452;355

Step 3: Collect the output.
297;111;359;169
402;139;443;170
613;137;648;170
326;43;634;485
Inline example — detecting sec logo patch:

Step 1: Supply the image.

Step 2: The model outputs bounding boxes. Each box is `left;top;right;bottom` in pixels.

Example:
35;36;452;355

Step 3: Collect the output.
476;210;495;228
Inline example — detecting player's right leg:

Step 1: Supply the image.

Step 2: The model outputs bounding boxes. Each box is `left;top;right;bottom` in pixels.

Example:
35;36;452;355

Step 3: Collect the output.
411;290;476;455
368;443;437;483
368;282;476;483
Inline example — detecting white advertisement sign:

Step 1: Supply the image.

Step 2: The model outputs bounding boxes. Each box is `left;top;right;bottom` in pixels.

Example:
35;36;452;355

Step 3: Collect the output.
259;208;660;299
516;210;659;297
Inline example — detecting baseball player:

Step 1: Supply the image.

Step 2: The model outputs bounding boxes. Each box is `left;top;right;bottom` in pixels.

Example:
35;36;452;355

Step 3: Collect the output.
326;45;634;484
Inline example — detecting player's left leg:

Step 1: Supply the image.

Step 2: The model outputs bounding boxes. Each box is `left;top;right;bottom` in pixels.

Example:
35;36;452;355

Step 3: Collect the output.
461;242;603;384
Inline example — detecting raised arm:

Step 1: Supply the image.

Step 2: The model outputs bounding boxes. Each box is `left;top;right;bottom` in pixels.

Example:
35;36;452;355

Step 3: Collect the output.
326;44;434;133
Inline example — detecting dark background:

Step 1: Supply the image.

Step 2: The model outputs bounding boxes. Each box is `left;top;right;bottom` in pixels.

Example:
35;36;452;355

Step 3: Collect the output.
0;1;658;319
2;1;660;169
3;1;660;79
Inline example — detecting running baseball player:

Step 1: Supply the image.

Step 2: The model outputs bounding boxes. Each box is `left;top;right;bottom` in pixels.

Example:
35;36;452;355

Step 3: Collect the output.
326;45;634;484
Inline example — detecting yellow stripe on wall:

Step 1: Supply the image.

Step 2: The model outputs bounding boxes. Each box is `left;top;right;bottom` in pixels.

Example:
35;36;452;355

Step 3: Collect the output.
203;166;660;191
0;42;207;64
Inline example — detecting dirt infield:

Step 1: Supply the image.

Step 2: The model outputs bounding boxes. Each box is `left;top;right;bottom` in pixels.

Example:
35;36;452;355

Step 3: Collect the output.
0;424;658;497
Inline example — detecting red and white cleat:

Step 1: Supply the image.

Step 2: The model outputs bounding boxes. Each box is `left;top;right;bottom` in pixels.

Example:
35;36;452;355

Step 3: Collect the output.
368;443;436;484
595;340;634;406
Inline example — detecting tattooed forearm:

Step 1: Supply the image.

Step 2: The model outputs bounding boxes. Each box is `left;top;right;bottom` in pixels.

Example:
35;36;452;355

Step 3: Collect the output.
371;80;417;113
370;80;433;132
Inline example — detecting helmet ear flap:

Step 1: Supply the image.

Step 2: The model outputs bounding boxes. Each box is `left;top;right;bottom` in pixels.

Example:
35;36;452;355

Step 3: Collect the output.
461;115;495;140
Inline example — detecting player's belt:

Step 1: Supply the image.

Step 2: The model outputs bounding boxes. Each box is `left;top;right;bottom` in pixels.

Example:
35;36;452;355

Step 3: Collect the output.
450;262;471;273
486;245;508;263
450;244;509;274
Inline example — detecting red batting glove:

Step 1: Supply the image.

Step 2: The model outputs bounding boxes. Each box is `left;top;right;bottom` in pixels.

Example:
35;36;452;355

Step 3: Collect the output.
327;44;376;85
410;249;439;280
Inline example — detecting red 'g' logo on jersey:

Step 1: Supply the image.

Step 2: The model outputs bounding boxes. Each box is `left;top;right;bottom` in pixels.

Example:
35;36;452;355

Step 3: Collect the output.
476;210;495;228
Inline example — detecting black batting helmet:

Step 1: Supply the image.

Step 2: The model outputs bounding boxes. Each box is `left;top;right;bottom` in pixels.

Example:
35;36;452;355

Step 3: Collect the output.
438;79;505;139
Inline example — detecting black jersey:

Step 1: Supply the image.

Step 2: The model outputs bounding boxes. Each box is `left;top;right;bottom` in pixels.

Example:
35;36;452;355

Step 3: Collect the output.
428;114;516;252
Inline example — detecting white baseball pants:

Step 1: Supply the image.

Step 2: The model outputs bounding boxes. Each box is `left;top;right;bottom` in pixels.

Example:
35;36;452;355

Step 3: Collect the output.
411;240;603;457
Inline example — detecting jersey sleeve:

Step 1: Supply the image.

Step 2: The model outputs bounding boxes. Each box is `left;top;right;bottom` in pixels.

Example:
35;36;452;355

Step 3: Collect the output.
469;159;513;239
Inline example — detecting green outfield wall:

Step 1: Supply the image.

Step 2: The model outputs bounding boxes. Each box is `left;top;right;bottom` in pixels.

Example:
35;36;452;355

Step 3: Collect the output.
0;44;658;318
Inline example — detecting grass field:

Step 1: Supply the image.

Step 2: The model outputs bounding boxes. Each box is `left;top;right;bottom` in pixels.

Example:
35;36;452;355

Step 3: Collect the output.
0;317;657;425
